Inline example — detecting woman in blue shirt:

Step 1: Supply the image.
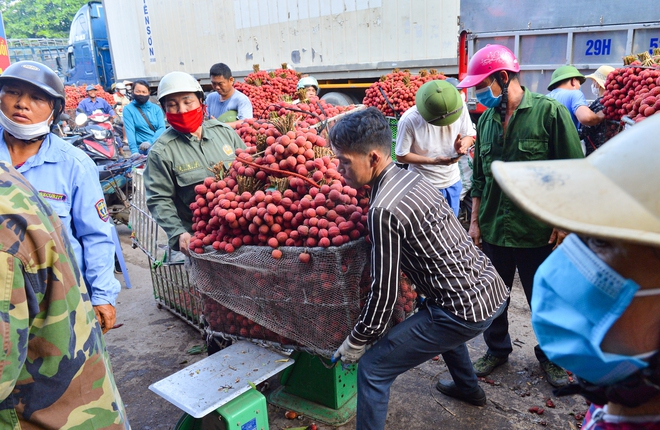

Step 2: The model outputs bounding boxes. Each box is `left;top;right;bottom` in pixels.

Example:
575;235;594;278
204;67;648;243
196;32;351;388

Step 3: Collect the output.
122;80;165;154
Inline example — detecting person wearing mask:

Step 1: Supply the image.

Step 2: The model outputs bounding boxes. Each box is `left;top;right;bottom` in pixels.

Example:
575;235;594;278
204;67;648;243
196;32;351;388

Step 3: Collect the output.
394;80;475;217
122;79;166;154
547;65;604;131
491;114;660;429
144;71;246;254
456;45;584;388
329;108;508;428
581;65;616;155
0;161;129;428
206;63;253;127
77;84;117;120
113;82;131;118
122;80;134;99
0;61;121;333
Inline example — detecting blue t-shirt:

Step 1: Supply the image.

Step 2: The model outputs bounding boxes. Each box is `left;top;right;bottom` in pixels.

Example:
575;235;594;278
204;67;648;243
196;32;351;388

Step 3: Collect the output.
206;90;253;120
546;88;588;130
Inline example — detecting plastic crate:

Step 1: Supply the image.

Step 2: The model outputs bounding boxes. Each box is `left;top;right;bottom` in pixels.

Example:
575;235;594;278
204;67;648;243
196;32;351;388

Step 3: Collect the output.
387;116;398;161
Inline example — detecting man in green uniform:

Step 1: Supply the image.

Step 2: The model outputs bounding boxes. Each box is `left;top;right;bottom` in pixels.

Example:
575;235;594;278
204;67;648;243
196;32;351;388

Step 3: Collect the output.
456;45;584;388
144;71;246;254
0;162;129;428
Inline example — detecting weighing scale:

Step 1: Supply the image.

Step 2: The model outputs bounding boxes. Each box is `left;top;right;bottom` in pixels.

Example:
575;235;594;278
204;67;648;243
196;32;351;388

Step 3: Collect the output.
150;341;358;429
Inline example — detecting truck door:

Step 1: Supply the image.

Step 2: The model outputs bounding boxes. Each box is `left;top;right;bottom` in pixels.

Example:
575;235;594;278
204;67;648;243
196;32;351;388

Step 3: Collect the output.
88;2;113;91
66;6;96;86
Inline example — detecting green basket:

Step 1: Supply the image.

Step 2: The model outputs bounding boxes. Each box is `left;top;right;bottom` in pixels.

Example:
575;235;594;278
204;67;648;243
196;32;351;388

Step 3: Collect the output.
387;116;398;161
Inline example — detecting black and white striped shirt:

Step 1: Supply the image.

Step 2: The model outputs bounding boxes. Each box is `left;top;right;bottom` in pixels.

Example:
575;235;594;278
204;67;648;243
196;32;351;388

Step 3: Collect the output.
350;163;509;346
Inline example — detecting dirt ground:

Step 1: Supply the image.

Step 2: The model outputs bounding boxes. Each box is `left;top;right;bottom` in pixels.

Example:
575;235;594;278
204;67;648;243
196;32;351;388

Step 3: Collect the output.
106;225;588;429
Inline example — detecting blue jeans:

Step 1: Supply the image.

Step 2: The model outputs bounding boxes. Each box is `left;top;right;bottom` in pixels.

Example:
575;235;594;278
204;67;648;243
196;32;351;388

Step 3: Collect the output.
439;180;462;217
355;302;503;430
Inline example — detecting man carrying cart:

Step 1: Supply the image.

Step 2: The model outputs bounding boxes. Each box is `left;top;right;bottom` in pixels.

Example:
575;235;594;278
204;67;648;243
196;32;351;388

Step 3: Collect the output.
329;107;509;429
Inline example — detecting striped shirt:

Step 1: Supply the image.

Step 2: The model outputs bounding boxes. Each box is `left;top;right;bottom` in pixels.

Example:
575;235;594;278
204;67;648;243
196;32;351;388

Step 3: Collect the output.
350;163;509;346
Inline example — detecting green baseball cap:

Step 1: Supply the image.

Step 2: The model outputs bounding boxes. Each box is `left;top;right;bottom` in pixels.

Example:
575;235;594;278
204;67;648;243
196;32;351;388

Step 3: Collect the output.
547;66;586;91
415;80;463;127
217;109;238;123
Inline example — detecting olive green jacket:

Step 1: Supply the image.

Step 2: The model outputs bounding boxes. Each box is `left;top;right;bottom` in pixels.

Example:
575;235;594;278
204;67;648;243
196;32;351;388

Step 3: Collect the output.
144;120;246;249
472;88;584;248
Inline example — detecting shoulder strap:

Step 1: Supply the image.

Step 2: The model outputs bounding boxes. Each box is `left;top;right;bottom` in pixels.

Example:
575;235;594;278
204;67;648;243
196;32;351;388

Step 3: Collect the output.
136;105;156;132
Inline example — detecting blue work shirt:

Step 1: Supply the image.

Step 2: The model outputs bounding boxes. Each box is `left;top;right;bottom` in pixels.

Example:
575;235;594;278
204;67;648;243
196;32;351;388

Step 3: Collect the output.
206;90;253;120
0;130;120;306
123;100;166;154
77;97;116;117
546;88;588;130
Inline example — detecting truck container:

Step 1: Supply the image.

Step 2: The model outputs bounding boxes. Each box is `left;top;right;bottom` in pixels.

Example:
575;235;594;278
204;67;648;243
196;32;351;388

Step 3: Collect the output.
101;0;461;103
459;0;660;112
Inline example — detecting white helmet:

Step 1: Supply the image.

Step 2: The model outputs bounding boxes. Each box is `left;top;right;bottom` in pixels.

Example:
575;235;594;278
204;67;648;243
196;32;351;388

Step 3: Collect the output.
157;71;204;103
297;76;319;92
115;82;126;90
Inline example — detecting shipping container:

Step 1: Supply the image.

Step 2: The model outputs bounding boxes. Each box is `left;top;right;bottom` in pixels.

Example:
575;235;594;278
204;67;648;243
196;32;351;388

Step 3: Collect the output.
102;0;461;102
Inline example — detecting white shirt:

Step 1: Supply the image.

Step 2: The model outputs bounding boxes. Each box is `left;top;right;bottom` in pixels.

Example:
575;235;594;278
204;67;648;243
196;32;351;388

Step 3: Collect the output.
395;103;476;189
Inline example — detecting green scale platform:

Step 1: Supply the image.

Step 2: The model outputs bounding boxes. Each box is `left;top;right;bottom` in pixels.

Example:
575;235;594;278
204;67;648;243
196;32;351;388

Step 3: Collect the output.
268;351;358;426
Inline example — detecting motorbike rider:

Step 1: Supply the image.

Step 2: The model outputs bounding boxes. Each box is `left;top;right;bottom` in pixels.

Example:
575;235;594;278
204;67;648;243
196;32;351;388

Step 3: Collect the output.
144;71;246;255
0;61;121;333
113;82;131;119
77;84;117;121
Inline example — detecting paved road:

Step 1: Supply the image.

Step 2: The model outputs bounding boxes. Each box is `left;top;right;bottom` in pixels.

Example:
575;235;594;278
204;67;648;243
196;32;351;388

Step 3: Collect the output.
107;225;588;429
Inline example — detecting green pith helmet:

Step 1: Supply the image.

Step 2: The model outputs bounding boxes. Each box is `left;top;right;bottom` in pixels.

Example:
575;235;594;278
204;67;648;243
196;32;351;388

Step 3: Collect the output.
217;110;238;123
547;65;586;91
415;80;463;126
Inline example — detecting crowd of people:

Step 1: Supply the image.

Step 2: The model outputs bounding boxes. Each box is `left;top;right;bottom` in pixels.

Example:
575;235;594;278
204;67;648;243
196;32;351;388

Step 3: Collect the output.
0;43;656;429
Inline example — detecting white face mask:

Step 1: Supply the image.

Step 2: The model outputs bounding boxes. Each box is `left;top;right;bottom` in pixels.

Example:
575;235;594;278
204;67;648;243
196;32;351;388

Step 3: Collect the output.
119;89;126;95
591;82;601;97
0;107;53;141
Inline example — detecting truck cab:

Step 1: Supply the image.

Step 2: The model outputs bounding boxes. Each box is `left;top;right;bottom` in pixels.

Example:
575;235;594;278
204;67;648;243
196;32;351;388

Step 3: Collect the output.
65;1;113;90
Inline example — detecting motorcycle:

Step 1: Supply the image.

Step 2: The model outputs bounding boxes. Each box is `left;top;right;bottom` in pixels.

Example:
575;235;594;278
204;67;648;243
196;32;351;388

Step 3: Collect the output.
63;112;146;224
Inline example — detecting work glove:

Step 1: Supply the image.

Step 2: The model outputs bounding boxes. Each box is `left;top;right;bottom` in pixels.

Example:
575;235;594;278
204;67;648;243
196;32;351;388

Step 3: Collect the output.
93;304;117;334
333;336;366;364
139;142;152;153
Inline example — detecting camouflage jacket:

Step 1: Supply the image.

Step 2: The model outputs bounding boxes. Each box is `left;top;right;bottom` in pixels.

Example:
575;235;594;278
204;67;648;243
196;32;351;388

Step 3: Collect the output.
0;162;129;429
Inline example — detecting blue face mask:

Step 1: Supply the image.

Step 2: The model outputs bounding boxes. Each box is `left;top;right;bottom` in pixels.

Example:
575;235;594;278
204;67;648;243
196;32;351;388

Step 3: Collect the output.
532;234;660;386
475;81;502;108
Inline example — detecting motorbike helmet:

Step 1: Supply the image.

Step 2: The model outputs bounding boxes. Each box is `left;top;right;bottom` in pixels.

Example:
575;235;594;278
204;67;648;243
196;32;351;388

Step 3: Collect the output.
217;110;238;123
547;65;586;91
157;71;204;107
0;61;66;127
457;45;520;89
86;84;97;92
415;80;463;126
297;76;319;92
115;82;126;91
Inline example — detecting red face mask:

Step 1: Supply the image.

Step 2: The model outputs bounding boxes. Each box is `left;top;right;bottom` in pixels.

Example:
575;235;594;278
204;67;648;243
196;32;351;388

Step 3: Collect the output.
166;105;205;134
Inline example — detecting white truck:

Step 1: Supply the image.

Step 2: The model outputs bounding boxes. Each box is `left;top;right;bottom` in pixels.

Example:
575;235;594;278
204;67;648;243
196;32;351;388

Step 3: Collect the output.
101;0;461;103
99;0;660;106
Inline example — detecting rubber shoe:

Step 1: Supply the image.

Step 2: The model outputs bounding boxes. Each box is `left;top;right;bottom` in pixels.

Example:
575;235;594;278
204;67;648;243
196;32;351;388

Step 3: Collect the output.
472;352;508;377
435;380;487;406
540;361;569;388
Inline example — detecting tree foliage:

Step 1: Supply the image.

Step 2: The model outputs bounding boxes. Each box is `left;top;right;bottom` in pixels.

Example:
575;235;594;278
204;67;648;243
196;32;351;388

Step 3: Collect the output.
0;0;89;39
